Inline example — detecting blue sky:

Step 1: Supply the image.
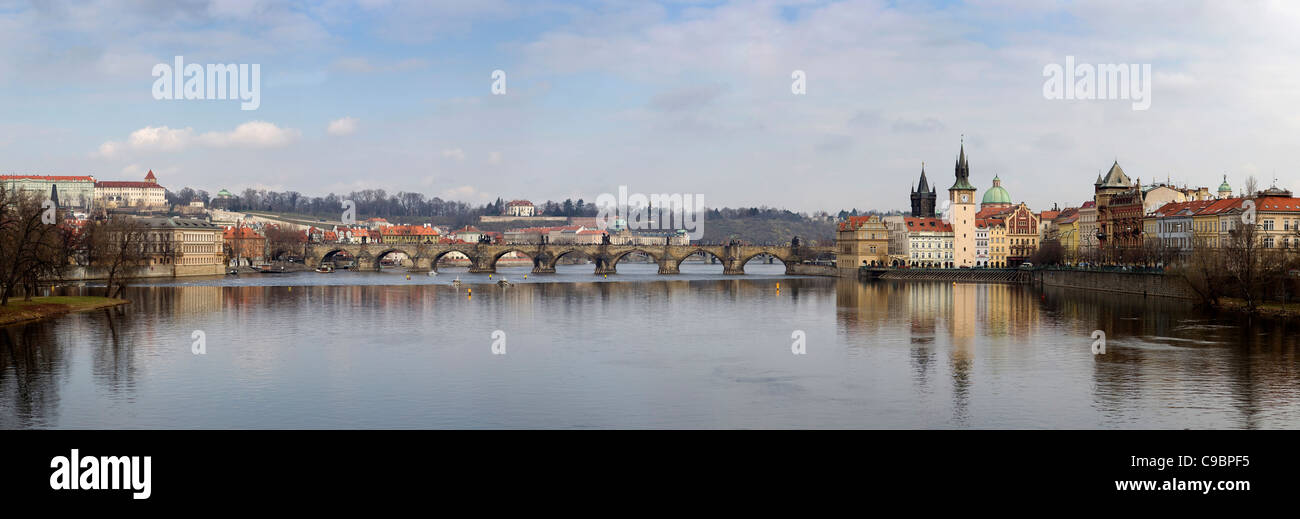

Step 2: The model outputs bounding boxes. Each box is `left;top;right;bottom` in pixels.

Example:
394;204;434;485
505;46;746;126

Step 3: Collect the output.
2;0;1299;213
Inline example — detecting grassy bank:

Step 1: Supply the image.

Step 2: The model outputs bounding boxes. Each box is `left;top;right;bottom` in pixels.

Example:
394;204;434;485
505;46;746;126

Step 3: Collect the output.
0;296;130;327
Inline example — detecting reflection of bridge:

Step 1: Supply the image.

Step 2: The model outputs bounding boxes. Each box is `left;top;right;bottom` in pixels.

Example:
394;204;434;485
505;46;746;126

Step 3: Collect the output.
304;243;834;275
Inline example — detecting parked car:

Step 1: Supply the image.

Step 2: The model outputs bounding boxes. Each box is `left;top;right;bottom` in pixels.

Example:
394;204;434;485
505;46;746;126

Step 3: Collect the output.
1019;262;1034;269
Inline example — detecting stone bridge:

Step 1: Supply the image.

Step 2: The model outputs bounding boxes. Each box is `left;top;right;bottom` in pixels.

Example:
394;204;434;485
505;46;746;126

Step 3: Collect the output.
303;242;834;275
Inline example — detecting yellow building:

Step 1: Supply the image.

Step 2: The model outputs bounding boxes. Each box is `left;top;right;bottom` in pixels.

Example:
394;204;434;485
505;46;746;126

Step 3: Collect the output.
987;221;1008;268
836;215;890;274
136;216;225;275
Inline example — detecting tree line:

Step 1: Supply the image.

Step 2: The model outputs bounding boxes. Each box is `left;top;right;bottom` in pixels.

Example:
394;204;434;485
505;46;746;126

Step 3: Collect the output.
1;187;148;304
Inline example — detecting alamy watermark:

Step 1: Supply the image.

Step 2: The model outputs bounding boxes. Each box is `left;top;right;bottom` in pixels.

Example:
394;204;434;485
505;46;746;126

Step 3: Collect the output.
1043;56;1151;111
152;56;261;110
595;186;705;240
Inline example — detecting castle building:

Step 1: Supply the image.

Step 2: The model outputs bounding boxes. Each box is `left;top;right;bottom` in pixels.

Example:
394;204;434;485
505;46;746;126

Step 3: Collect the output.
95;170;166;209
910;165;937;218
948;141;977;268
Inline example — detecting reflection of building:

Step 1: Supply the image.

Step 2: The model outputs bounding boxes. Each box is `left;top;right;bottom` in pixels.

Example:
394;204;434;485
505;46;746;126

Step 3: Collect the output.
95;170;166;209
836;215;889;273
0;174;96;208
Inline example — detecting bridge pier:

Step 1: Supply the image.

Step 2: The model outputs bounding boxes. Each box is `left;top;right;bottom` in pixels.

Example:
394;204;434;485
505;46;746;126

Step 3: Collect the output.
410;257;433;272
532;264;556;274
657;260;680;274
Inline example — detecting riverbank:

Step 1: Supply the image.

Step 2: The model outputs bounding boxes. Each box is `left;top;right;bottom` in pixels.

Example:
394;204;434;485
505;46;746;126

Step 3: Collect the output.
1217;298;1300;319
0;296;130;327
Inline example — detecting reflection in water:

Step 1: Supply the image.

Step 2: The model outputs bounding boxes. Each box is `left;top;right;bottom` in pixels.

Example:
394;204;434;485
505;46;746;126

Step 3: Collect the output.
3;264;1300;429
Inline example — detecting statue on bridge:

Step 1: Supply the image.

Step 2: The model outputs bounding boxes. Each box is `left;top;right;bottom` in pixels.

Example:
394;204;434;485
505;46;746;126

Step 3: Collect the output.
791;236;800;248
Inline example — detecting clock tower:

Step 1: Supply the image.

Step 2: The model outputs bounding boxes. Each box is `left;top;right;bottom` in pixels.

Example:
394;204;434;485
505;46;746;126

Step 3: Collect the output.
949;139;978;268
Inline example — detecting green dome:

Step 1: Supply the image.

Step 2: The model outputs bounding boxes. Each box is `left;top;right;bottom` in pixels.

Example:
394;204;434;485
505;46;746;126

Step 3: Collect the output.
1218;178;1231;192
982;175;1012;205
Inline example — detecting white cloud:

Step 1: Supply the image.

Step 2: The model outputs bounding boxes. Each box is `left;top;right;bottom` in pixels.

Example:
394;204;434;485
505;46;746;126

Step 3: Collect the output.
441;148;466;161
94;121;298;157
327;117;359;136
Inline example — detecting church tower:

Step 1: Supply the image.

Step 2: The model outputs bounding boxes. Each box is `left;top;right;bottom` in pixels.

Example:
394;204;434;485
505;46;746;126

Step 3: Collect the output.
910;164;936;217
948;139;977;268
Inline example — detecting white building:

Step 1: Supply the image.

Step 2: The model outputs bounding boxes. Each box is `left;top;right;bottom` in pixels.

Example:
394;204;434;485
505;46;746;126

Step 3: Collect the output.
904;217;953;268
506;200;536;217
95;170;166;208
0;174;96;208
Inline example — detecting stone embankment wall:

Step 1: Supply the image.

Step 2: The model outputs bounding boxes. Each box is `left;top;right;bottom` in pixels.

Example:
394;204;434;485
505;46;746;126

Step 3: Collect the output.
1032;269;1196;300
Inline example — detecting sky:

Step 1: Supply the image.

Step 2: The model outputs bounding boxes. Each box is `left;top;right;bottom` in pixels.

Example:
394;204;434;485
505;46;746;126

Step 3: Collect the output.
2;0;1299;213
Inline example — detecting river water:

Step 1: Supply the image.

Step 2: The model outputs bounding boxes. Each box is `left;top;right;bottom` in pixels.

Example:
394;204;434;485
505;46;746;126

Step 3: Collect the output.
3;262;1299;429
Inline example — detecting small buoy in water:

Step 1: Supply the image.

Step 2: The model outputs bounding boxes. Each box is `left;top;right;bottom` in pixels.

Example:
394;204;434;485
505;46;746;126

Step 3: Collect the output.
776;282;780;289
524;275;527;279
406;274;411;280
468;288;472;294
489;274;492;279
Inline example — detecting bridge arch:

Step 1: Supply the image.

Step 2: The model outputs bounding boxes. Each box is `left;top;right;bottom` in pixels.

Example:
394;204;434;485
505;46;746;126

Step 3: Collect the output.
609;248;660;267
739;250;792;268
674;247;725;268
373;247;416;268
488;248;538;270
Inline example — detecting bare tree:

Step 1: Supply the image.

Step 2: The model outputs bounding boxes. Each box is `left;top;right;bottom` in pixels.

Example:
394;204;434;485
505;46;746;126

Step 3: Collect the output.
81;216;149;299
1178;238;1228;307
1222;220;1285;312
0;189;72;305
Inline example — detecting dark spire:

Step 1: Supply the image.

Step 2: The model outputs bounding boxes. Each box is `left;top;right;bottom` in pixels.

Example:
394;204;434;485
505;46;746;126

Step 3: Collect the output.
949;137;975;191
50;183;59;207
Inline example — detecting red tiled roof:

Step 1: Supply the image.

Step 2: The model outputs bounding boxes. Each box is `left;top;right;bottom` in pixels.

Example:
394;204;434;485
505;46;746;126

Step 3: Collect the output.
1254;197;1300;212
144;170;156;180
96;181;163;188
507;200;533;206
976;206;1013;219
1194;198;1244;216
223;226;263;239
904;217;952;232
1;174;96;182
837;215;878;231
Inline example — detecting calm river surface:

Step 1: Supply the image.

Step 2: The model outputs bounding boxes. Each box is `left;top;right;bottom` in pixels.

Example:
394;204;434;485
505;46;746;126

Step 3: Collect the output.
3;262;1300;429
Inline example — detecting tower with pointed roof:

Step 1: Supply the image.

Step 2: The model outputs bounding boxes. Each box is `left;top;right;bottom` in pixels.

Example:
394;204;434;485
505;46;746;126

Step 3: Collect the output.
1093;160;1142;249
949;138;978;268
910;164;937;217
